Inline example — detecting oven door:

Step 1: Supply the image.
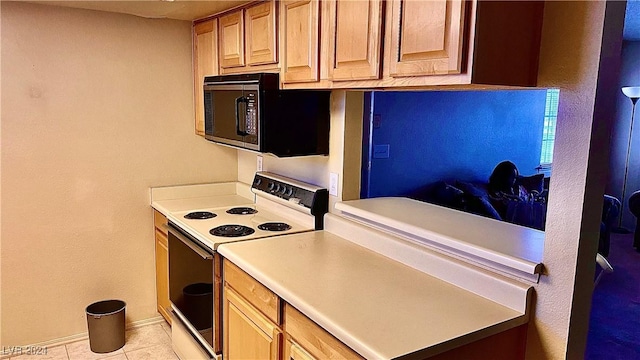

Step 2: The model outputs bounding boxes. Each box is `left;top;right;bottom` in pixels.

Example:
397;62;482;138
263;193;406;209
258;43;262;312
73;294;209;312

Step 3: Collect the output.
168;223;215;356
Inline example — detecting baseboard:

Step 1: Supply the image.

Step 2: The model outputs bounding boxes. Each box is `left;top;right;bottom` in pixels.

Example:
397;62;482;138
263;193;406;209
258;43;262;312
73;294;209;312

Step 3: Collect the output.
125;315;166;331
0;315;166;359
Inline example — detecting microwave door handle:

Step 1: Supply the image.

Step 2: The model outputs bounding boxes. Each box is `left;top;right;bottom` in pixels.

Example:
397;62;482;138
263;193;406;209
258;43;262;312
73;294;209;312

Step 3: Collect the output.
235;96;247;136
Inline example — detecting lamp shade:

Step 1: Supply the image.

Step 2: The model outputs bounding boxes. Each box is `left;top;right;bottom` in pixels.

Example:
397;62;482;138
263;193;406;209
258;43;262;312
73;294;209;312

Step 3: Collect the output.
622;86;640;99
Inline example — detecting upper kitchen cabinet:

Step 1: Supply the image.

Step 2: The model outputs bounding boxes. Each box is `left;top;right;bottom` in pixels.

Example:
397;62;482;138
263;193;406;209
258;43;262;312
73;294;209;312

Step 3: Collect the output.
245;1;278;66
387;0;465;77
219;10;245;69
280;0;321;84
193;19;218;136
467;0;545;87
219;2;280;74
327;0;384;81
379;0;545;88
192;0;544;92
324;0;545;89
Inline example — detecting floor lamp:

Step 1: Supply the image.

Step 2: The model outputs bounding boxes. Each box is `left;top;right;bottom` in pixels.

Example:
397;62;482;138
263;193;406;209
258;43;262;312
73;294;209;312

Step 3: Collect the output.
617;86;640;232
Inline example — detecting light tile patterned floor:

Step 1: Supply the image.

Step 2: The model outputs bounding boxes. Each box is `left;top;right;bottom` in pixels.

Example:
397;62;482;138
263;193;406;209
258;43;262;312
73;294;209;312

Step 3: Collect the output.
6;322;175;360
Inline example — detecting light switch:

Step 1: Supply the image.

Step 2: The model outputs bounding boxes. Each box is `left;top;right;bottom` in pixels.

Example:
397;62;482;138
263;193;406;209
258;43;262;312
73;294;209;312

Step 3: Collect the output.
373;144;390;159
329;172;339;197
257;156;263;172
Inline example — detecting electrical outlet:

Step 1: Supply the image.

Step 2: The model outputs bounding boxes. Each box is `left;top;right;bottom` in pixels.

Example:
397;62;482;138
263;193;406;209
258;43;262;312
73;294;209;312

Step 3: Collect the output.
257;156;263;172
329;172;339;197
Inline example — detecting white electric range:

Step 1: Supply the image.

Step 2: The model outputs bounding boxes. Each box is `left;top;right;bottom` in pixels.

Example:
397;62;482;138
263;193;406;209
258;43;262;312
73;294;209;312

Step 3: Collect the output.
159;172;328;360
166;199;314;251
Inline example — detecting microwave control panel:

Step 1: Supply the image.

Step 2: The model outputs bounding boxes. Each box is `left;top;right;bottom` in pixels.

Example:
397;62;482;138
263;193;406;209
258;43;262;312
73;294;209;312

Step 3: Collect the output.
245;92;257;136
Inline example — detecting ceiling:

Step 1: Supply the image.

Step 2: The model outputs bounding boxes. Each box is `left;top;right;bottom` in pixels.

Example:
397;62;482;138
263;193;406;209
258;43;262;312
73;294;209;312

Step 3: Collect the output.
626;0;640;40
24;0;250;21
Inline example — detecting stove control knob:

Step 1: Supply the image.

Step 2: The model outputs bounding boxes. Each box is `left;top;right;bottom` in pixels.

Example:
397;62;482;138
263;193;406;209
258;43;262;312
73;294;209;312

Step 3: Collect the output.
267;182;275;191
280;185;287;194
254;178;262;187
274;183;281;193
286;187;293;196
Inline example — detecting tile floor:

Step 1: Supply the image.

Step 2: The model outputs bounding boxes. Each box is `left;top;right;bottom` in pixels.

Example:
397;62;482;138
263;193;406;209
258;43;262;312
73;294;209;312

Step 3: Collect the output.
6;322;175;360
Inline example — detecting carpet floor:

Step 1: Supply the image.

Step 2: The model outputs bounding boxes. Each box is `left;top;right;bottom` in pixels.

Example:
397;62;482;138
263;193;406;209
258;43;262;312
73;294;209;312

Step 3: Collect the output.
586;233;640;359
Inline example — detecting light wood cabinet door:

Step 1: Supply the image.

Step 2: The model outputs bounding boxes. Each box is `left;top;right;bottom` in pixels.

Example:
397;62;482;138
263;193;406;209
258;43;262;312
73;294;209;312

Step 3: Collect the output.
155;226;171;324
328;0;383;81
280;0;320;83
193;19;218;136
245;1;278;66
223;286;282;360
219;10;245;69
388;0;466;77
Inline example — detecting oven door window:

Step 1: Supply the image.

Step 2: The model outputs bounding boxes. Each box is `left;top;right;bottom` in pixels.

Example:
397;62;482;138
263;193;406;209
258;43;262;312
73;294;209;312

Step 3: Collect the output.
168;226;214;349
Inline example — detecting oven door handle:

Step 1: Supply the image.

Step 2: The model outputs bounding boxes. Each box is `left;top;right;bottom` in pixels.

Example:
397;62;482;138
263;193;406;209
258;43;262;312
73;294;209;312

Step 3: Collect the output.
169;226;213;260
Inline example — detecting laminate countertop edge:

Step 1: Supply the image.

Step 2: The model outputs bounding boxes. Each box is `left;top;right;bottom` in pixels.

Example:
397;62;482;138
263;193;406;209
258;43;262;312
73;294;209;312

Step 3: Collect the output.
218;231;531;359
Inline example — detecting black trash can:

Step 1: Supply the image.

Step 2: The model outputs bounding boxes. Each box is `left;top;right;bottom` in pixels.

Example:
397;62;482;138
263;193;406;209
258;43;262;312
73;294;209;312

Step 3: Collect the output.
86;300;126;353
183;283;213;330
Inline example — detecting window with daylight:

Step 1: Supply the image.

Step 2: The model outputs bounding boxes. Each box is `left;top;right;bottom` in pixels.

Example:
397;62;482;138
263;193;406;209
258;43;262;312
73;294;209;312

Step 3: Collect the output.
540;89;560;166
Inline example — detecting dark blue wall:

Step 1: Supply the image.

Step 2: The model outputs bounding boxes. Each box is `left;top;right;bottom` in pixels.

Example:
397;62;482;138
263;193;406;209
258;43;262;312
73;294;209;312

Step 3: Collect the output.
364;90;547;198
608;41;640;229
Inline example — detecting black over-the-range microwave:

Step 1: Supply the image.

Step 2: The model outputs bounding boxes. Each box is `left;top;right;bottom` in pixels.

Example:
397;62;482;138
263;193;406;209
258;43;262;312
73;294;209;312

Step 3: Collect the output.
203;73;331;157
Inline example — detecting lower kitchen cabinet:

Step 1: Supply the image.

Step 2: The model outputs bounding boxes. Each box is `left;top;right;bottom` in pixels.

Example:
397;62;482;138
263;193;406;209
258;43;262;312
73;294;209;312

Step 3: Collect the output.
223;286;282;360
284;336;315;360
284;304;362;360
222;259;358;360
221;258;526;360
153;210;171;325
223;259;282;360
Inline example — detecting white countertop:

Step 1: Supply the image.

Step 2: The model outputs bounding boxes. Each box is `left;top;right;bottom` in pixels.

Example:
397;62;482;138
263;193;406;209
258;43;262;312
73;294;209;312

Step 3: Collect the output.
336;197;544;280
218;231;530;359
150;182;254;217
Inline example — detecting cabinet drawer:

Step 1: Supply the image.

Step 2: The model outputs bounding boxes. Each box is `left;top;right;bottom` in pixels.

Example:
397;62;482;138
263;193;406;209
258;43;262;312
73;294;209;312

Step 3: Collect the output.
153;210;168;235
284;335;316;360
223;260;280;324
285;304;362;360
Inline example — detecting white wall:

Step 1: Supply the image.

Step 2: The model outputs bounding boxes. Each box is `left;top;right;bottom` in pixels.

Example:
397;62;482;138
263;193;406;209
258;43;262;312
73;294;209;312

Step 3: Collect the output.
237;91;363;210
0;1;4;347
526;1;624;358
0;2;237;346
